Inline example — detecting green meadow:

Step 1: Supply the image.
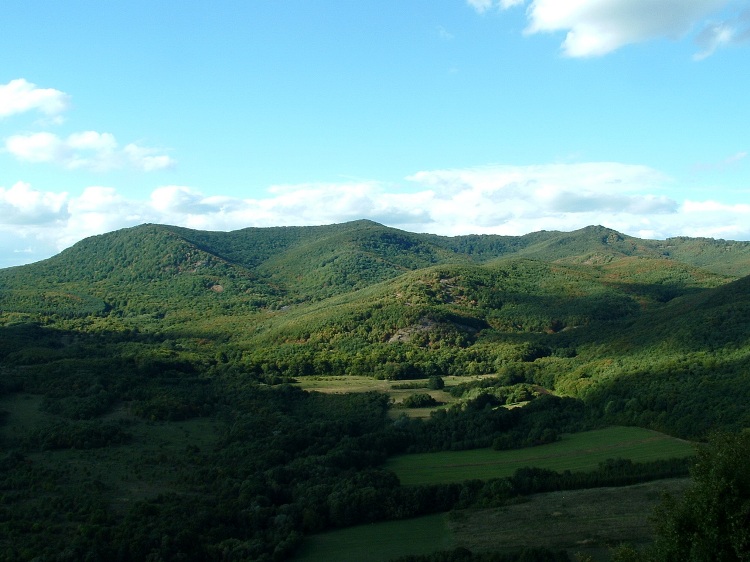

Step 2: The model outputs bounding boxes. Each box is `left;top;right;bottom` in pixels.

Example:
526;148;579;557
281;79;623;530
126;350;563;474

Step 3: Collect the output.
385;426;695;485
292;513;452;562
295;374;496;418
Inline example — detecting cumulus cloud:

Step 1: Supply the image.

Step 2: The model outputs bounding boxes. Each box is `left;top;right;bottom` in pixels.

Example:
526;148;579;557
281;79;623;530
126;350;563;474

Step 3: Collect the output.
4;132;66;163
4;131;174;171
402;163;682;234
470;0;744;58
2;162;750;268
123;144;176;171
0;78;70;118
0;185;141;267
150;185;230;215
123;163;750;242
58;186;148;248
2;78;174;172
677;199;750;239
0;181;69;225
0;182;71;268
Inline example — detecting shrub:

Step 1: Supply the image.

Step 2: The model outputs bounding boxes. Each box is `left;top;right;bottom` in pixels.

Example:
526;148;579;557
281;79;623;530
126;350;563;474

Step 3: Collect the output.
403;393;439;408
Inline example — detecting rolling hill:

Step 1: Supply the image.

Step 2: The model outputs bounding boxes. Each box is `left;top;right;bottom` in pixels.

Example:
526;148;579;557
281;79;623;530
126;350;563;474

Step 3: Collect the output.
1;220;747;316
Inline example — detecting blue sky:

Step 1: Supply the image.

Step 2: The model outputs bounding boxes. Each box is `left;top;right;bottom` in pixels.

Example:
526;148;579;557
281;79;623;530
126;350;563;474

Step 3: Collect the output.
2;0;749;267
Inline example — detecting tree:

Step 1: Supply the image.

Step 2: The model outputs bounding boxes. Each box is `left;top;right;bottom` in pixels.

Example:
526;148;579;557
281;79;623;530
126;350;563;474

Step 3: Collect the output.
428;375;445;390
402;393;439;408
651;431;750;561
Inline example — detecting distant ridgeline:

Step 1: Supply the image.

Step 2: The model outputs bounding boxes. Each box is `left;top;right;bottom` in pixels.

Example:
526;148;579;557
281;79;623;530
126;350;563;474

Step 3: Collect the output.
2;220;748;313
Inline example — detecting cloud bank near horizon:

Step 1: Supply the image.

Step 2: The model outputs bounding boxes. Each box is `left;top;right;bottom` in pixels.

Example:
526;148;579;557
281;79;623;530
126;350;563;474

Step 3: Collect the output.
2;161;749;268
469;0;750;58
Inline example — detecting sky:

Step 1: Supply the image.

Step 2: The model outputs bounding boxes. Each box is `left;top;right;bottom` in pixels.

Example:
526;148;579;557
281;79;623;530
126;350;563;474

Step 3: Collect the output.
2;0;750;268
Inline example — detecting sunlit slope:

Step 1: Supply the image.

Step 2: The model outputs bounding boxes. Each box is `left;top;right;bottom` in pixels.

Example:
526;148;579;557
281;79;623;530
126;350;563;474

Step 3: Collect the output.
233;256;729;362
293;252;725;328
510;225;750;277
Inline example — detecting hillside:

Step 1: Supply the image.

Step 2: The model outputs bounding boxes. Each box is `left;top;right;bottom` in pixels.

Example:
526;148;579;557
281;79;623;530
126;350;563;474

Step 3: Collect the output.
1;220;748;429
1;220;750;560
1;221;747;316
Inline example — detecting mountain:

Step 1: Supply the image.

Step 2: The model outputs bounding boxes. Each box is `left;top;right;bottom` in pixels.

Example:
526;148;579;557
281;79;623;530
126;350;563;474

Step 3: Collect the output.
1;221;747;316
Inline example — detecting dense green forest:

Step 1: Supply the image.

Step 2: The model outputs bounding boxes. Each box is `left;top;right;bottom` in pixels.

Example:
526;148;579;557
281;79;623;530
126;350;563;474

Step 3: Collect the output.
1;220;749;561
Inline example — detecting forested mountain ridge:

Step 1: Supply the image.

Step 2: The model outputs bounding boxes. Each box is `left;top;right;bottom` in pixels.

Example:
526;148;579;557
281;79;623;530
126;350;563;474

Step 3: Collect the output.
1;220;748;313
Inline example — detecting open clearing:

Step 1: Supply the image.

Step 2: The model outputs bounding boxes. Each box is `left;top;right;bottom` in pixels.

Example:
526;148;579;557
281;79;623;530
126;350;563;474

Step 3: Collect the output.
292;478;690;562
294;374;496;418
385;426;695;485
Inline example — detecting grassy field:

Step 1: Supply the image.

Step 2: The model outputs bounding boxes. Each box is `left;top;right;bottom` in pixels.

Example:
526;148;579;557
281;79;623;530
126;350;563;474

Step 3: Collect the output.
294;375;396;394
385;426;695;485
292;478;690;562
294;374;496;418
292;513;453;562
448;479;691;560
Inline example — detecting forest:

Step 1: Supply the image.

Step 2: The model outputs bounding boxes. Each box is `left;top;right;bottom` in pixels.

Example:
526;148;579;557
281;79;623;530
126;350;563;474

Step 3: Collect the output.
1;220;749;561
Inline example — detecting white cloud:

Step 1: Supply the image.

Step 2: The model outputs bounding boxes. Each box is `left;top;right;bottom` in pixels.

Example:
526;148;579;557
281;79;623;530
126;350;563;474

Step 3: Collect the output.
124;144;176;172
0;78;70;118
67;131;118;151
4;131;174;171
0;181;69;225
2;162;750;268
2;78;174;172
676;199;750;239
133;163;747;242
150;185;226;215
472;0;740;58
4;132;67;163
402;162;682;234
0;185;146;266
59;186;146;248
69;186;127;214
0;182;71;267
